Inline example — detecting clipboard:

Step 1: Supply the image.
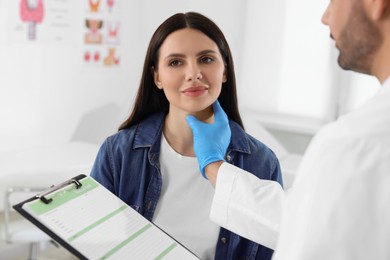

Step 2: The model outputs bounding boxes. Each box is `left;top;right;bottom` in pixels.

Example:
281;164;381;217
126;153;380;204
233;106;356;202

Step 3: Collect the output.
13;174;199;260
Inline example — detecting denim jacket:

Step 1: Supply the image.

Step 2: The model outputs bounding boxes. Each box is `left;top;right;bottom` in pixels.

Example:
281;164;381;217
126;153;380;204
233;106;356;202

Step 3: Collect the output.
91;112;283;260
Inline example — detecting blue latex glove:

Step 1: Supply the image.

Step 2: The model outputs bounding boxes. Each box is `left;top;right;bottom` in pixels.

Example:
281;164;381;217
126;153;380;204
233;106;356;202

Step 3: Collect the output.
186;101;231;178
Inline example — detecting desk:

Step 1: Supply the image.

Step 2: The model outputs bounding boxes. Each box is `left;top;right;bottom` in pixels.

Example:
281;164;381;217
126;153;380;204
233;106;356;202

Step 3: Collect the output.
0;141;100;211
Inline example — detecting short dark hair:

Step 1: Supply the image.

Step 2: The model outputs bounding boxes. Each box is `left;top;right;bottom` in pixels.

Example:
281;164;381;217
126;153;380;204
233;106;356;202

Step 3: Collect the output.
119;12;243;130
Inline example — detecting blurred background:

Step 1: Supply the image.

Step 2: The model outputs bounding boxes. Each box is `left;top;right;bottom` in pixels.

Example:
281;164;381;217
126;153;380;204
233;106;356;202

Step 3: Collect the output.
0;0;380;259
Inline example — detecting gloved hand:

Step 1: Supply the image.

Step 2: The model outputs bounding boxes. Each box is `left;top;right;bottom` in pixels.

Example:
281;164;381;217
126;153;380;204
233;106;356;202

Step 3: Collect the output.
186;101;231;178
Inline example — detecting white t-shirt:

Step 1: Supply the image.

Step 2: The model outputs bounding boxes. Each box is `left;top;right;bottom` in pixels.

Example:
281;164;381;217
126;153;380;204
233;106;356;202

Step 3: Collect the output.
153;135;219;260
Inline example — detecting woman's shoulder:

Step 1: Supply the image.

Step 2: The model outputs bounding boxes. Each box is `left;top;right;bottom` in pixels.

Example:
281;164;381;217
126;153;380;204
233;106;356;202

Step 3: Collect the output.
229;119;276;157
105;112;165;149
107;126;137;145
95;128;136;158
229;120;281;182
245;133;279;165
245;132;273;150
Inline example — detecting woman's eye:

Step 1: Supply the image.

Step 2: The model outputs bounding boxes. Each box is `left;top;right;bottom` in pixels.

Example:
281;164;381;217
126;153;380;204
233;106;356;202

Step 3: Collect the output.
169;60;182;67
200;56;214;63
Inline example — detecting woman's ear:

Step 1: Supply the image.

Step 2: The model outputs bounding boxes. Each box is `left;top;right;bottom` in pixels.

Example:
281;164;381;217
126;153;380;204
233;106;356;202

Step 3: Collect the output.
153;67;163;89
222;67;227;83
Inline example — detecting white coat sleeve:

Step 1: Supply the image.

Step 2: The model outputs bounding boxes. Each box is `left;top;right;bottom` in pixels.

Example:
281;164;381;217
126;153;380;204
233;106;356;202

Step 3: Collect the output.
210;162;286;250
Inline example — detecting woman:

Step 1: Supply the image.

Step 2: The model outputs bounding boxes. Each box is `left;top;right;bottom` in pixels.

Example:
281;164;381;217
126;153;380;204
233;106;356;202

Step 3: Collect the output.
90;12;283;260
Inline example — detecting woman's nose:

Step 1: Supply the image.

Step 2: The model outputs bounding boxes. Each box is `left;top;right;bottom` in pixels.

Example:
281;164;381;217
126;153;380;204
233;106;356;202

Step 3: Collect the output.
186;64;202;81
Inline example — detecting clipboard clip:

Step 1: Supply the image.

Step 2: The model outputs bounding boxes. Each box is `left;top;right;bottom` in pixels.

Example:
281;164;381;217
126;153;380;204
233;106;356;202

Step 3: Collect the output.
36;177;83;204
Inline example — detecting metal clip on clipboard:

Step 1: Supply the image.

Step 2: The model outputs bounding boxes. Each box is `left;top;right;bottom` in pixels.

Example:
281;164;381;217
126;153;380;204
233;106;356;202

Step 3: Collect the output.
35;175;84;204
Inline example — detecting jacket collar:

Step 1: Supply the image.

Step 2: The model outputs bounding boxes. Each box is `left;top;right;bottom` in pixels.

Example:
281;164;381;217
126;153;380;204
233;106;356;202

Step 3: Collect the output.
133;112;251;154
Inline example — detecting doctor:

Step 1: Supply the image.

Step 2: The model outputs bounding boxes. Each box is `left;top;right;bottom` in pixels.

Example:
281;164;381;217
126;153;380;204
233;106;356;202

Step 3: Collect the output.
186;0;390;259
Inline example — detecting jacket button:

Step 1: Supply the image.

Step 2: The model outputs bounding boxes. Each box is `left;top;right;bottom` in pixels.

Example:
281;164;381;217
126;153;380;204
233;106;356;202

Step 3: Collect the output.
221;237;227;244
226;155;232;162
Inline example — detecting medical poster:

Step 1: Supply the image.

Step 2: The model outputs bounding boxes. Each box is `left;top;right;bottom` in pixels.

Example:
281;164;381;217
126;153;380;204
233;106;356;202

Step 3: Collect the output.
8;0;76;43
7;0;123;68
83;0;122;68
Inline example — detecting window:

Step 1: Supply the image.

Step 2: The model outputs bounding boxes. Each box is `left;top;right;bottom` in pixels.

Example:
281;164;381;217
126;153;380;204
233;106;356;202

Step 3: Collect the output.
237;0;380;137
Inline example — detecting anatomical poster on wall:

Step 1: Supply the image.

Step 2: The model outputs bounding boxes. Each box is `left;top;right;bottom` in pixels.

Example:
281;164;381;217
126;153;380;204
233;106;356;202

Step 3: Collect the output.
83;0;122;68
8;0;77;43
7;0;123;68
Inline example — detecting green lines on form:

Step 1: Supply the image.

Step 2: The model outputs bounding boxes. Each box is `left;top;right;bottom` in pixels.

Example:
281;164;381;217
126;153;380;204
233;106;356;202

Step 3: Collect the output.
67;205;127;242
99;224;152;260
154;243;178;260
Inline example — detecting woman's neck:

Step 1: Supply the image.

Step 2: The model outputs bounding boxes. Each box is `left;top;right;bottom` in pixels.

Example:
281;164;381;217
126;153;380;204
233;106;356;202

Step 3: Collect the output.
163;108;213;157
163;112;195;156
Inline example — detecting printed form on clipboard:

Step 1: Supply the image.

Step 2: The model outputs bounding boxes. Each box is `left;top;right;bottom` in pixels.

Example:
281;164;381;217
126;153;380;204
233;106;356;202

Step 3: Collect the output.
13;174;199;260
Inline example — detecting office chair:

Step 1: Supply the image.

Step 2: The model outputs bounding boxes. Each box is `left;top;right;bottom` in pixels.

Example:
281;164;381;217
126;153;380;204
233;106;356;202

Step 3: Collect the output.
3;187;50;260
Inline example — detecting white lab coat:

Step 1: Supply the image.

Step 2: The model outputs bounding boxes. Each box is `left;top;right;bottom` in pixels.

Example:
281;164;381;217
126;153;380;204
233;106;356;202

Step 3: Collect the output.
210;79;390;259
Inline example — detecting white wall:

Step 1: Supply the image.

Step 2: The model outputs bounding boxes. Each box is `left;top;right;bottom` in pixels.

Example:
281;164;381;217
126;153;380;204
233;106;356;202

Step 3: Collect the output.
238;0;334;124
236;0;380;153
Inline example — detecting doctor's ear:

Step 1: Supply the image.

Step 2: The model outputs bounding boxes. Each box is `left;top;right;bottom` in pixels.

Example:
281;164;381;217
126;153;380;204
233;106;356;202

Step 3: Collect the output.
369;0;390;20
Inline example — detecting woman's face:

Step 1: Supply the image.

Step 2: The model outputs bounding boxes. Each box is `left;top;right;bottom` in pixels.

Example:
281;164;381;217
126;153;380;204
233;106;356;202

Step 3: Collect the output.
154;28;226;116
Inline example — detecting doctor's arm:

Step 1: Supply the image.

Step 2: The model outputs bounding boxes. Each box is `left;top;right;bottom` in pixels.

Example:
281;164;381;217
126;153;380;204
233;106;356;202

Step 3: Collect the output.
186;101;285;250
209;162;285;250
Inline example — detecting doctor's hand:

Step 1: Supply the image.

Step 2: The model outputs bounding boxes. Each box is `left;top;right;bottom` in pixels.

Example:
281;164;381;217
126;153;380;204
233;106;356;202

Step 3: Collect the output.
186;101;231;179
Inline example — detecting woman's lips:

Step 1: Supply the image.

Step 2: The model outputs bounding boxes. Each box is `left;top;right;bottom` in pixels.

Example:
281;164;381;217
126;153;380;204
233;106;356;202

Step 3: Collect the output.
182;86;208;97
